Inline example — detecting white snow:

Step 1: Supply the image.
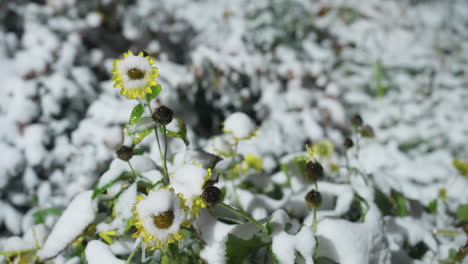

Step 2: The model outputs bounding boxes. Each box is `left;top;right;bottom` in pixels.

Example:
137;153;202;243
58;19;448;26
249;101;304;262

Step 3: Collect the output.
38;191;97;260
85;240;125;264
223;112;256;139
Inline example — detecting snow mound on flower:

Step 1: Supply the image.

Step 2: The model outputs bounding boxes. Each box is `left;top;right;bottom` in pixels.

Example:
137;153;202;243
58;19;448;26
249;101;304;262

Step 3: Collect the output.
171;164;209;207
85;240;125;264
38;191;97;260
223;112;256;139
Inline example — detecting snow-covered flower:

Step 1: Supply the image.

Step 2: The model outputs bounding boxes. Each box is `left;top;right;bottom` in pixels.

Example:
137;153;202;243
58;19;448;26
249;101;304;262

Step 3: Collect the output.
223;112;257;140
170;163;212;216
130;189;190;250
206;135;236;157
111;50;159;99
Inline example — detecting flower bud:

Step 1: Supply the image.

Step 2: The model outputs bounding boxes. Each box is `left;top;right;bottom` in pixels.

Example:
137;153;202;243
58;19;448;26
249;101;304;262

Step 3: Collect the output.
305;190;322;209
116;146;133;161
201;186;222;205
343;138;354;149
360;125;375;138
152;106;173;126
351;114;363;127
304;161;323;182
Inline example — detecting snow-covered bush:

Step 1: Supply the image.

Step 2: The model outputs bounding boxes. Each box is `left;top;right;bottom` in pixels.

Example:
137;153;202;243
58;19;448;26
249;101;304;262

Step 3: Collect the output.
1;0;468;264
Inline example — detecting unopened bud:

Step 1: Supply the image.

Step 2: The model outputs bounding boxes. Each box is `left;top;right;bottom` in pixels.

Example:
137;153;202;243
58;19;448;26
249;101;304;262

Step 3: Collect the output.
304;161;323;182
305;190;322;209
152;106;173;126
116;146;133;161
201;186;222;205
351;114;363;127
360;125;375;138
343;138;354;149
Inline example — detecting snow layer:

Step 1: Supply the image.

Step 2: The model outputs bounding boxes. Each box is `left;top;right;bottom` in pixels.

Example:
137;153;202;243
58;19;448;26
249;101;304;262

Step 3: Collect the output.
85;240;125;264
38;191;97;260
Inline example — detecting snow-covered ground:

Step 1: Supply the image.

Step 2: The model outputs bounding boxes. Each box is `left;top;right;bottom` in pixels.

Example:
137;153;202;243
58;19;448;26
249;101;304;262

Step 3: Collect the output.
0;0;467;263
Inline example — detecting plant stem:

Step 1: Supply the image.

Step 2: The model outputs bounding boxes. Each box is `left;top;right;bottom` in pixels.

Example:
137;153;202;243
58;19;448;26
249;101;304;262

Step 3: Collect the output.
127;161;138;179
0;248;37;256
312;208;317;233
432;229;461;236
125;239;141;264
219;202;264;231
162;126;169;183
146;105;169;185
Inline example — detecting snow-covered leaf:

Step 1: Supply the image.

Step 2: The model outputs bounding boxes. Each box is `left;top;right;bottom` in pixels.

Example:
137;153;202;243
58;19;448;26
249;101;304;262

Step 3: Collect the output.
38;191;97;260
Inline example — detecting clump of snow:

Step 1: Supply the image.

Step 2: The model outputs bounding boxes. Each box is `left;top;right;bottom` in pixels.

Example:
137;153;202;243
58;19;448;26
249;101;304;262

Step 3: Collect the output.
38;191;97;260
223;112;256;139
85;240;125;264
171;164;209;208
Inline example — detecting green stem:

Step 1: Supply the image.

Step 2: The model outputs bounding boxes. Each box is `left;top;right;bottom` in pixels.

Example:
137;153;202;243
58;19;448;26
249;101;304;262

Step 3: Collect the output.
0;248;37;256
432;229;462;236
147;105;169;185
219;202;264;231
312;208;317;233
125;240;141;264
162;126;169;183
127;161;138;179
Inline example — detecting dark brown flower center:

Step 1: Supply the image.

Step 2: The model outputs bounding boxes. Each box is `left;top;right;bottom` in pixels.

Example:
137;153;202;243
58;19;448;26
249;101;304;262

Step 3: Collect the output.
152;211;174;229
127;68;145;80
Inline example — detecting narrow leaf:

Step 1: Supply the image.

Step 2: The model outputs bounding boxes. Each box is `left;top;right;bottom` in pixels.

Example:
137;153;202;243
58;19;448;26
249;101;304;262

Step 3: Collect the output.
129;104;144;125
146;84;162;102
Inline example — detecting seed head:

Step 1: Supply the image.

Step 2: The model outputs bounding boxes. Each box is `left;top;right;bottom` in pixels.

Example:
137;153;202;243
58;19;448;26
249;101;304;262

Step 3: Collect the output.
201;186;222;205
116;146;133;161
127;68;145;80
351;114;363;127
360;125;375;138
152;106;173;126
152;211;174;229
343;138;354;149
305;190;322;209
304;161;323;182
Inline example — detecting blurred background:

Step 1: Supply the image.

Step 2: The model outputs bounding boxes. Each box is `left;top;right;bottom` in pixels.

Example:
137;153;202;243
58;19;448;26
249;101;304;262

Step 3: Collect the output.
0;0;467;262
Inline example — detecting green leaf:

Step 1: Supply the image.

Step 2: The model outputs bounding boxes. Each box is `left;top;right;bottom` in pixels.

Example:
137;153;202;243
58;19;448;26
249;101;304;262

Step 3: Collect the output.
159;117;189;146
427;199;438;215
374;188;394;216
374;188;409;217
145;84;162;102
456;204;468;222
124;119;154;145
391;190;410;217
132;148;145;155
225;234;268;264
407;241;429;259
453;159;468;178
129;104;144;125
92;172;132;199
33;208;61;224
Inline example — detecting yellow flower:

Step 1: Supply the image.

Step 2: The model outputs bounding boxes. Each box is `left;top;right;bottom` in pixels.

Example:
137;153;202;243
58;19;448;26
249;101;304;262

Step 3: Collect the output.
312;140;334;159
130;189;190;250
111;50;159;99
170;164;212;217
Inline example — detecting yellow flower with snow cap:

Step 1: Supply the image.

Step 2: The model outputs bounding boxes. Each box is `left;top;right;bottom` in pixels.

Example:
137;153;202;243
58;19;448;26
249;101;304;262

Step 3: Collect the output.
130;188;190;250
170;163;212;217
111;50;159;99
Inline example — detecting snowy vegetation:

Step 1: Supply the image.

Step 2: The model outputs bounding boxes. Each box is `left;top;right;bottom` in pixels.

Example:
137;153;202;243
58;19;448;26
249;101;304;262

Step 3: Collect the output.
0;0;467;263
